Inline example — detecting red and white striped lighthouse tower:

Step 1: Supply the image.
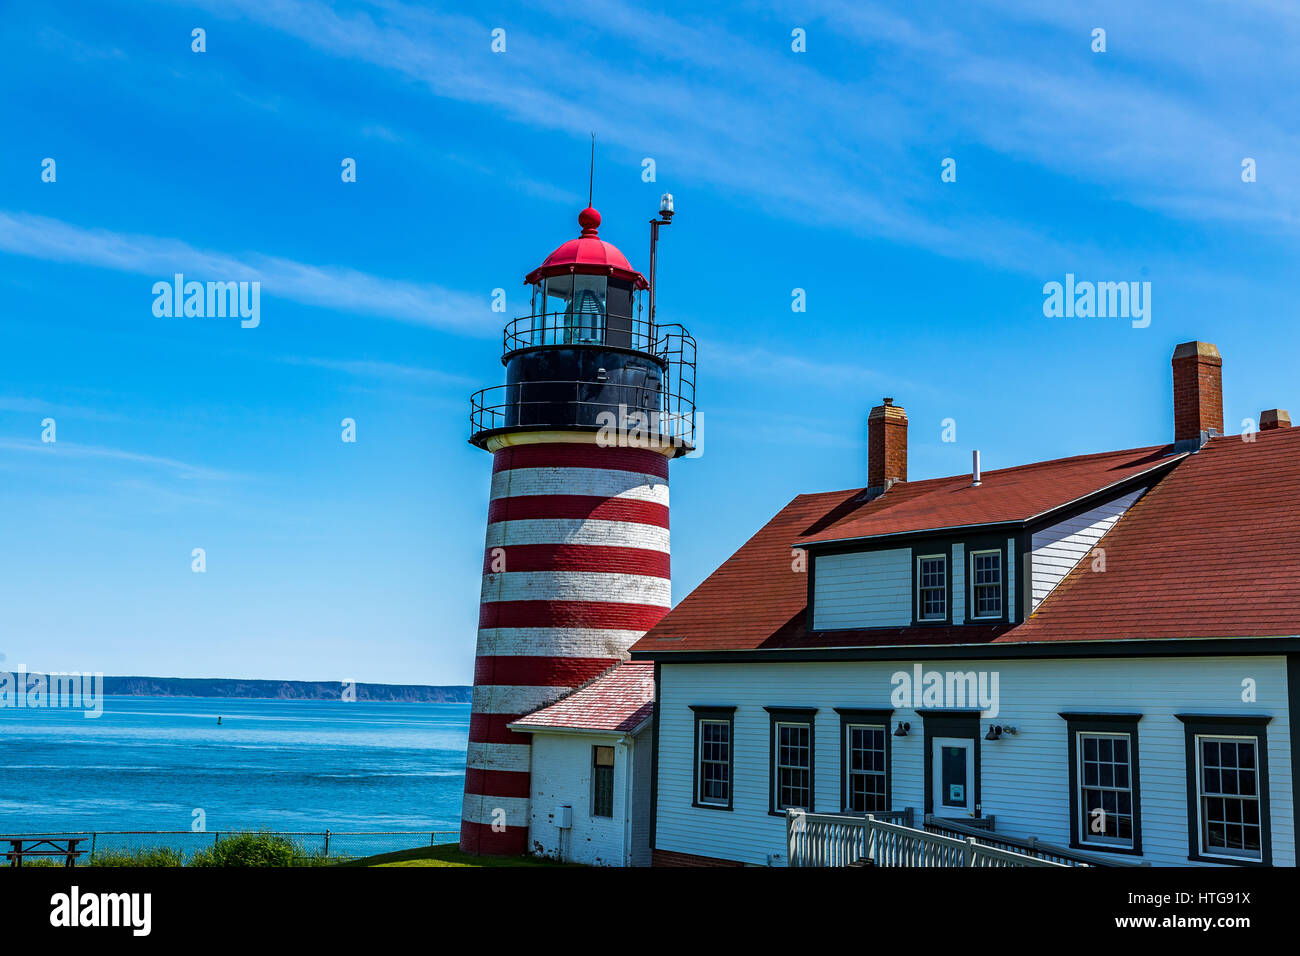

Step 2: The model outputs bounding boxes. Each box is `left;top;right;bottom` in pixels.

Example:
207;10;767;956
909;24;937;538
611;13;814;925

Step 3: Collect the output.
461;197;696;854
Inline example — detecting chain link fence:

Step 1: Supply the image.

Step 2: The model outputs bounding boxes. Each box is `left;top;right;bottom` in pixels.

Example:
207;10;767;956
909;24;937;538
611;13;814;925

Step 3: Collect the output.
1;830;460;866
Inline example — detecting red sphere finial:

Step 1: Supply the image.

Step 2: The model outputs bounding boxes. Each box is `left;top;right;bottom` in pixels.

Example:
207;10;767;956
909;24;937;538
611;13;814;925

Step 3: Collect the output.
578;206;601;236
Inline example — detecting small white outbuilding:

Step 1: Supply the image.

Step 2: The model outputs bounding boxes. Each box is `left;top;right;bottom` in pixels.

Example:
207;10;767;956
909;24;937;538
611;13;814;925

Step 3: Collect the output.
509;662;654;867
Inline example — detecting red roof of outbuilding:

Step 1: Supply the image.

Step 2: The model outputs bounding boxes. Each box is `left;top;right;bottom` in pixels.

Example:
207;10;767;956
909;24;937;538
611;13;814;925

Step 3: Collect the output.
510;662;654;733
630;432;1300;655
524;207;649;290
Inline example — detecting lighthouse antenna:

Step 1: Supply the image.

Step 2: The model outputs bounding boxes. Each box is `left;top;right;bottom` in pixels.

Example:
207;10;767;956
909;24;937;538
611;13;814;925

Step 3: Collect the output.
588;132;595;207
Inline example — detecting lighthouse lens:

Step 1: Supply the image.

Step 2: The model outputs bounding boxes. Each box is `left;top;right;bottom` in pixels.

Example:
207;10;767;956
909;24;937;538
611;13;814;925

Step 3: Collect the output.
568;276;607;344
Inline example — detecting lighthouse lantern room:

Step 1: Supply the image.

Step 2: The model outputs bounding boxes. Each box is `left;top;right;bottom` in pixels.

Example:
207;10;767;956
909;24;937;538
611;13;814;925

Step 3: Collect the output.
461;198;696;855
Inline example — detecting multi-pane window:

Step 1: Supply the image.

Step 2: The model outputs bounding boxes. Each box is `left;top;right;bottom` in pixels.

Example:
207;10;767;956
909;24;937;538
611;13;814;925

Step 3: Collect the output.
697;719;731;807
1063;714;1142;854
1077;732;1134;847
917;555;947;621
970;549;1003;619
774;722;812;810
592;746;615;818
1197;735;1262;861
846;724;888;813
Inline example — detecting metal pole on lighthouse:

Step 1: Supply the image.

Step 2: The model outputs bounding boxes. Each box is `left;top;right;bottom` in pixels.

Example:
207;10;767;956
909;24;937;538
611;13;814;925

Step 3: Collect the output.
460;175;696;856
648;192;674;336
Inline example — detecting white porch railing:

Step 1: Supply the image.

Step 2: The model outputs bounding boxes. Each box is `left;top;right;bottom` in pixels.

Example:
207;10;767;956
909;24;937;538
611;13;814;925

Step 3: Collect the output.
786;810;1071;868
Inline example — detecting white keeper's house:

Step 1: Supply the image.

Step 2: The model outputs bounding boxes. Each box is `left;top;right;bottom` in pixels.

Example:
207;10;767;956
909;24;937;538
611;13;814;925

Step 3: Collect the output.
620;339;1300;867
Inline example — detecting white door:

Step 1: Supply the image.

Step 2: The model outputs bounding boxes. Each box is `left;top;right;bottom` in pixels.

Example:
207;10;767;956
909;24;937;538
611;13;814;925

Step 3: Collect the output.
932;737;975;817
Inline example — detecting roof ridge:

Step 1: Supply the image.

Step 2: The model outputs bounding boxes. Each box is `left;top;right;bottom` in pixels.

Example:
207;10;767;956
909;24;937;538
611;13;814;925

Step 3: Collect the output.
974;442;1173;475
794;442;1176;509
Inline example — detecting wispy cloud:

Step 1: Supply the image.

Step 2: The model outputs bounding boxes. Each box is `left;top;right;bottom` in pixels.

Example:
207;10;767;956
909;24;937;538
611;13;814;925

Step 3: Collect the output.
189;0;1298;273
0;396;129;423
276;354;477;386
791;0;1300;230
0;210;492;334
701;340;932;398
0;438;243;482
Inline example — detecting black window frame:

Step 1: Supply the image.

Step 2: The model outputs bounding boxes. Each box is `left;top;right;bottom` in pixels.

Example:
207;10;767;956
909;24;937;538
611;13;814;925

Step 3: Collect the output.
591;745;615;818
1177;714;1272;866
911;549;952;625
836;708;893;814
766;707;817;815
690;706;736;811
1060;712;1144;856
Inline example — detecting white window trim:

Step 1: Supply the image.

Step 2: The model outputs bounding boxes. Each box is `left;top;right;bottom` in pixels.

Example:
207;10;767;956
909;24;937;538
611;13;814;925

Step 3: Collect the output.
774;720;813;811
968;548;1004;620
1075;731;1135;849
916;553;948;622
696;719;731;807
845;722;888;814
1194;732;1263;863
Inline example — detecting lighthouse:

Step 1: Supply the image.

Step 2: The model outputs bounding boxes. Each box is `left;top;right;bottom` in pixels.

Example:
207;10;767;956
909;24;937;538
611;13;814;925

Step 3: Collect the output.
461;196;696;854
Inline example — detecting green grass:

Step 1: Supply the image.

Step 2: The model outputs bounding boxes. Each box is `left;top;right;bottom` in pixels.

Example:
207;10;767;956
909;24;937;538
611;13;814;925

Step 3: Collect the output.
12;847;185;867
90;847;186;867
337;843;584;867
14;839;573;868
189;831;334;867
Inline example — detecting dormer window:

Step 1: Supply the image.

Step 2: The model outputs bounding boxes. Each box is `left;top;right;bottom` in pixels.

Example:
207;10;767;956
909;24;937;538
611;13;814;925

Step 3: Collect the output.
916;554;948;621
970;549;1003;619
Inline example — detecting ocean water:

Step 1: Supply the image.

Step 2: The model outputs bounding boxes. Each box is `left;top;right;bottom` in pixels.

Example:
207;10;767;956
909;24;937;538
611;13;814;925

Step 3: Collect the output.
0;696;469;834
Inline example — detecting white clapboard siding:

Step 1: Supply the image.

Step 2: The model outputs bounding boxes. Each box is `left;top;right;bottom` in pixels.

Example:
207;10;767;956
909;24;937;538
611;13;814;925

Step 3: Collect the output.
655;655;1293;867
813;548;912;629
1030;489;1144;611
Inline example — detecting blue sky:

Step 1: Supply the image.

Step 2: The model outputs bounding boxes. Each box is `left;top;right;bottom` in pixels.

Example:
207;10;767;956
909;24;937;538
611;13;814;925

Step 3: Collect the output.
0;1;1296;684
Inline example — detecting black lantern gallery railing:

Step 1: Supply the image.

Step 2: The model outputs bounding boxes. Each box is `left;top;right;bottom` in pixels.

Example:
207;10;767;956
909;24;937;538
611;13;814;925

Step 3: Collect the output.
470;323;697;452
501;312;658;356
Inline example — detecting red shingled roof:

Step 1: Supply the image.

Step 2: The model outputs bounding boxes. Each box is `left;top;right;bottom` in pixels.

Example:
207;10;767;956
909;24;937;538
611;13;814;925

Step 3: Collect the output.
1013;427;1300;642
510;662;654;733
798;444;1180;546
630;431;1300;654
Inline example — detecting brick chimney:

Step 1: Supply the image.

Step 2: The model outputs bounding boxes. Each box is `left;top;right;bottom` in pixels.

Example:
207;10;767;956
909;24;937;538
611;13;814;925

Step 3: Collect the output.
868;397;907;493
1171;341;1223;444
1260;409;1291;430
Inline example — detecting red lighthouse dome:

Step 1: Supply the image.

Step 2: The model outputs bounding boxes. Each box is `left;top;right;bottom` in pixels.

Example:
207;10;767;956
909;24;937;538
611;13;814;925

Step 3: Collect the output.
524;207;648;290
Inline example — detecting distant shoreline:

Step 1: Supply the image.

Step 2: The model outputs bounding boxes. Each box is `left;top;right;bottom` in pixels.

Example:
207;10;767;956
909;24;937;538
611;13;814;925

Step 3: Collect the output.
16;674;471;703
97;693;472;704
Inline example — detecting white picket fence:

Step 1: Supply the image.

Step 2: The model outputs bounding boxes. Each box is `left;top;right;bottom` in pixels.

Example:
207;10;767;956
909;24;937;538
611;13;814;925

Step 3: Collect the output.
786;811;1071;868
